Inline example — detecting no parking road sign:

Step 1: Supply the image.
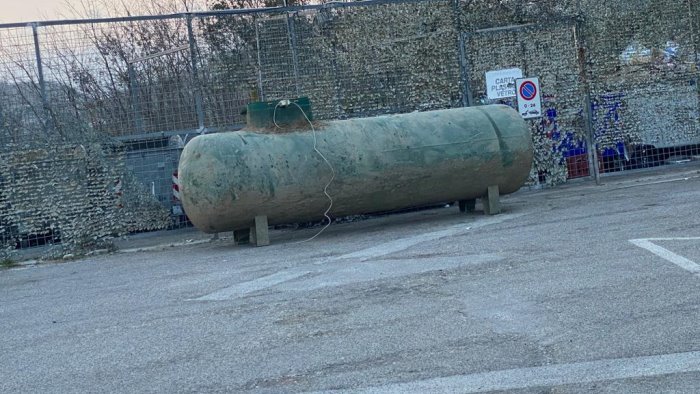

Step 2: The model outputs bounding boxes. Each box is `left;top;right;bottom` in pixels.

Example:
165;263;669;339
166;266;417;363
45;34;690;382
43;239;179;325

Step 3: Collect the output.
516;77;542;119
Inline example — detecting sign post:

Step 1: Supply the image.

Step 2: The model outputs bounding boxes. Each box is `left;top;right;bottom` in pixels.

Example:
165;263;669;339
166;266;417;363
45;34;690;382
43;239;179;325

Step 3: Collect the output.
516;77;542;119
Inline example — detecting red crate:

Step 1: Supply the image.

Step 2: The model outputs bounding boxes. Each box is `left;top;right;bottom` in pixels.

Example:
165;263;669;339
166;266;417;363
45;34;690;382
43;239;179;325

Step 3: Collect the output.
566;154;590;179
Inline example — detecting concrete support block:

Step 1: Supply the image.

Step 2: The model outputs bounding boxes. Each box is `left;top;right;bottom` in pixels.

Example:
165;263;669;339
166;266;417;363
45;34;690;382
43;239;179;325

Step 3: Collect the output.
458;199;476;213
252;215;270;247
249;227;256;245
482;185;501;215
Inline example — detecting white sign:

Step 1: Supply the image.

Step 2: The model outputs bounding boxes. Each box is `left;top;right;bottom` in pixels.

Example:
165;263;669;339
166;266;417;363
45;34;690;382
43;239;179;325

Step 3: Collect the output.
516;77;542;119
485;68;523;99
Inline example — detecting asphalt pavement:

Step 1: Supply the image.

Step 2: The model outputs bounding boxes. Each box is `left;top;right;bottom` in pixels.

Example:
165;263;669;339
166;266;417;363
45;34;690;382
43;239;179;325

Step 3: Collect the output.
2;165;700;393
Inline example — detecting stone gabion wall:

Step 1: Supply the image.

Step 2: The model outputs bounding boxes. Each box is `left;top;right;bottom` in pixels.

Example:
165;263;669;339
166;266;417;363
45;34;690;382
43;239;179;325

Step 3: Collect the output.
581;0;699;154
193;0;698;186
302;0;462;118
464;21;584;185
464;0;699;182
0;143;172;258
196;0;462;123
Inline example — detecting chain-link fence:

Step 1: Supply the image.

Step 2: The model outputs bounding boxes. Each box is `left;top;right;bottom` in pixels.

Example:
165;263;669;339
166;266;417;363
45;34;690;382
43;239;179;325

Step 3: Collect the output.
584;0;700;174
1;0;699;256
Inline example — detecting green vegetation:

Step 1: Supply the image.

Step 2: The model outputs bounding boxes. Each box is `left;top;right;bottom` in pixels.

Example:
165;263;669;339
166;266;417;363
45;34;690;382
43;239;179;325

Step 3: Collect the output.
1;258;19;269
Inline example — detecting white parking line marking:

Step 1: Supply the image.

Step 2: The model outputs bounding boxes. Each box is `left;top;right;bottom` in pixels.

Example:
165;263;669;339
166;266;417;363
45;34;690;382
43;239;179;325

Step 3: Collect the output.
317;351;700;393
630;238;700;277
281;254;501;292
194;214;524;301
195;270;312;301
332;213;525;262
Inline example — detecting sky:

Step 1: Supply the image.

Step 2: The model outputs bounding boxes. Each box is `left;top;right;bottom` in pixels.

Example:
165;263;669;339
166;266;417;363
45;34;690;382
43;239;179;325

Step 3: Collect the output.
0;0;209;23
1;0;67;23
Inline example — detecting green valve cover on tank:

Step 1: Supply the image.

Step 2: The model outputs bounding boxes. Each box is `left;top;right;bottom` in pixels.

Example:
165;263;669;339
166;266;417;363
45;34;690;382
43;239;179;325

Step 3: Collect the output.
178;105;534;233
246;97;312;128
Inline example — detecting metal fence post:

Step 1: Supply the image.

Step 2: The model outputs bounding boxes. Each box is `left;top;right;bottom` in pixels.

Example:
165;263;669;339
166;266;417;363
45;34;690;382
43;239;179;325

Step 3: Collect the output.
31;23;52;134
0;102;5;140
286;12;301;98
128;62;145;133
574;19;601;185
453;0;473;107
688;0;700;134
254;16;265;102
458;33;473;107
329;37;344;118
186;14;205;131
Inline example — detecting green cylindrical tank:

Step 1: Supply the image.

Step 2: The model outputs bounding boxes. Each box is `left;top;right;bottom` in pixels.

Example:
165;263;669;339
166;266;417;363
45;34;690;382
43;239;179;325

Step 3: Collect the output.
178;105;533;233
